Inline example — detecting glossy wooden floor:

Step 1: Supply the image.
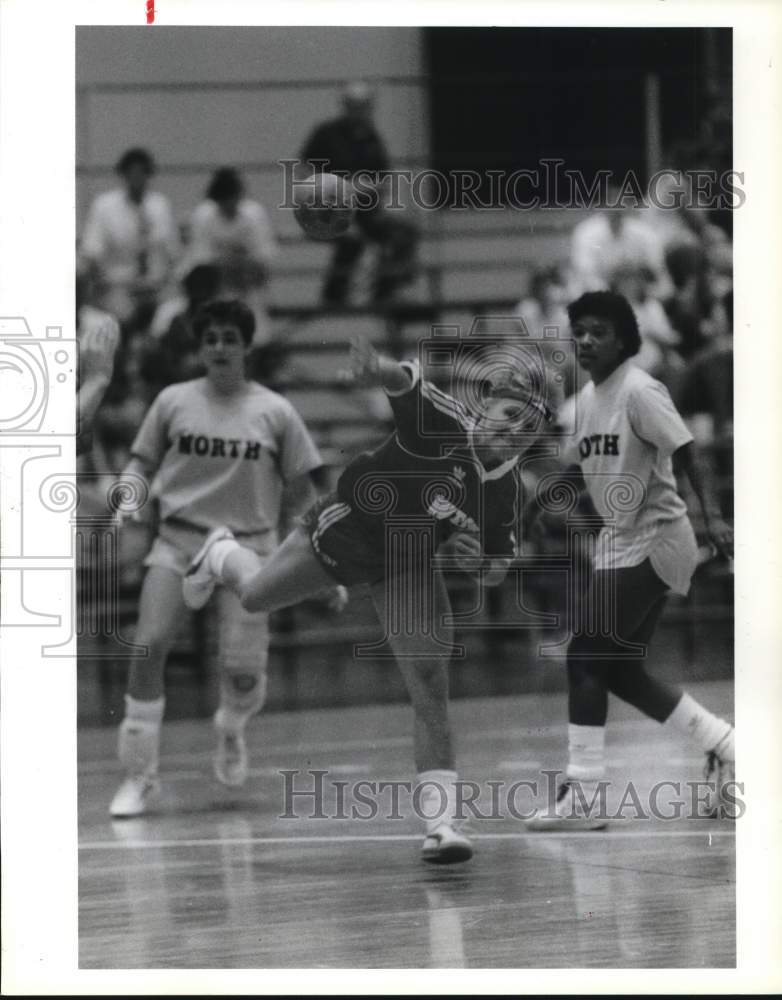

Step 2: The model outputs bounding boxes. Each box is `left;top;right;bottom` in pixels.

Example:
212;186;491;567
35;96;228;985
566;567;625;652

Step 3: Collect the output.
78;680;735;969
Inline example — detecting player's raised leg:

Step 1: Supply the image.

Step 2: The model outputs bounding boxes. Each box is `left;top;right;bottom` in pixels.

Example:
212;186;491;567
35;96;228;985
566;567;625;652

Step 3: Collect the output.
111;565;187;818
370;570;472;865
184;522;336;614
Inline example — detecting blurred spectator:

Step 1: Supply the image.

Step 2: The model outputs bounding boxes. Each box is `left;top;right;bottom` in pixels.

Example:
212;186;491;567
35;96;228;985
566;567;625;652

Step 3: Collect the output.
76;299;121;457
80;147;180;331
92;333;157;472
515;265;582;398
646;171;732;357
570;193;670;299
611;264;685;392
678;290;733;441
182;167;276;341
515;265;570;334
143;263;222;392
677;290;733;520
662;240;714;358
300;81;419;305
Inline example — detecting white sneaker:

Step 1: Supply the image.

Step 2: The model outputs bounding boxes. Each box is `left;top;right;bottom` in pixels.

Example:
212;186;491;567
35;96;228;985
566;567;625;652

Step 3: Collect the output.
421;823;473;864
109;773;161;818
213;710;249;787
183;526;235;610
525;779;608;831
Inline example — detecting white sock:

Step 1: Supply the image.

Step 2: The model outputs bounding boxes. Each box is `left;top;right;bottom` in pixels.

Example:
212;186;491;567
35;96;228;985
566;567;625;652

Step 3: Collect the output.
666;693;734;760
119;695;165;776
566;724;607;781
417;769;459;833
210;538;241;579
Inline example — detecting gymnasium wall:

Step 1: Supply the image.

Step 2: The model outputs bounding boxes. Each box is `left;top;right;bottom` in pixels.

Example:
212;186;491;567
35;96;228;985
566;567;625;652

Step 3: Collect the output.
76;26;428;238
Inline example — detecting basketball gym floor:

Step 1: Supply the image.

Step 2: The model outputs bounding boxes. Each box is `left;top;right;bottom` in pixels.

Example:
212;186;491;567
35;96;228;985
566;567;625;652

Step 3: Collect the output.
78;679;735;969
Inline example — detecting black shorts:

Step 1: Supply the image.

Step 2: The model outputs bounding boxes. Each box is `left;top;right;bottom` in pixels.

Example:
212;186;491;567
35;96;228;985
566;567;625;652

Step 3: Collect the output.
302;494;387;587
568;559;670;661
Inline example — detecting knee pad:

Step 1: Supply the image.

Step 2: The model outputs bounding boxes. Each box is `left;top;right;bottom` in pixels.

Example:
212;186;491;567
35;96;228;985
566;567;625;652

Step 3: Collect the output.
220;670;268;717
207;590;271;716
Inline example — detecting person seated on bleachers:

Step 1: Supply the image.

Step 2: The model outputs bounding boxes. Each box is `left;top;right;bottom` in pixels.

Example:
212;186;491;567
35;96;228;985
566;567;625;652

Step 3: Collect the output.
676;289;734;523
80;147;180;333
677;289;733;443
663;210;732;359
182;167;277;342
299;81;419;305
570;190;670;299
143;263;222;393
515;265;570;333
515;265;581;397
610;264;685;393
92;332;158;474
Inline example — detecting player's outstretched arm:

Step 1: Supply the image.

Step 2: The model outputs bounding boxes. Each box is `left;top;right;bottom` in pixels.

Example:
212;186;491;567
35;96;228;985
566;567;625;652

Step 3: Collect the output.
672;441;734;559
346;336;412;393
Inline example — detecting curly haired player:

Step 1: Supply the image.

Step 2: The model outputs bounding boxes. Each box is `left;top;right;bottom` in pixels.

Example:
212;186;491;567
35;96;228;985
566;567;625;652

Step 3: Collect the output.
526;291;735;830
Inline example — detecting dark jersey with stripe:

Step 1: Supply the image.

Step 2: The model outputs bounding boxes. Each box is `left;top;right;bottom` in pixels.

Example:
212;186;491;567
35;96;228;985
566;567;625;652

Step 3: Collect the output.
335;363;520;558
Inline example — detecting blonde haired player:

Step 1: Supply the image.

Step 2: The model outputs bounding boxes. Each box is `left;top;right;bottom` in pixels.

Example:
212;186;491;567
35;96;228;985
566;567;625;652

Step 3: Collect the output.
183;335;557;863
527;291;735;830
110;299;325;818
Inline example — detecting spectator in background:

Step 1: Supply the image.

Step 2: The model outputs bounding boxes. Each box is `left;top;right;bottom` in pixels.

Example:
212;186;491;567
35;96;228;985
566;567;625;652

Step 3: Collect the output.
183;168;277;342
677;290;733;521
80;147;180;332
92;334;157;473
645;170;732;358
678;289;734;442
77;297;121;458
570;192;670;299
143;264;222;393
515;265;581;398
300;81;419;305
610;264;685;393
662;240;714;359
515;265;570;334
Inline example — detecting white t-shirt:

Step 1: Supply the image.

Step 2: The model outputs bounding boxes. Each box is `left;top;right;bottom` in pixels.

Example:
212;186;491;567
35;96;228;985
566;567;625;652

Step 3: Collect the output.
566;360;698;594
570;213;668;295
183;199;277;274
81;188;180;287
131;378;322;538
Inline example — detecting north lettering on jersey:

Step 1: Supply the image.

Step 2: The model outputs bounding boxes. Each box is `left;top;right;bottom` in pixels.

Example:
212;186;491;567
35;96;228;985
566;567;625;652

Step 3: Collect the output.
579;433;620;459
177;433;264;461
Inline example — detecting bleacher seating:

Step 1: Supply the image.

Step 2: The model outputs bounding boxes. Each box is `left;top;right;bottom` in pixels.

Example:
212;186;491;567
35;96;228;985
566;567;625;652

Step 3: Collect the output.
77;208;733;725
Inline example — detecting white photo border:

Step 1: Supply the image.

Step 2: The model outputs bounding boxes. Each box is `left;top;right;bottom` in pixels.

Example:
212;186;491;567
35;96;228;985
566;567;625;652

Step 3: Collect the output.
1;0;780;993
